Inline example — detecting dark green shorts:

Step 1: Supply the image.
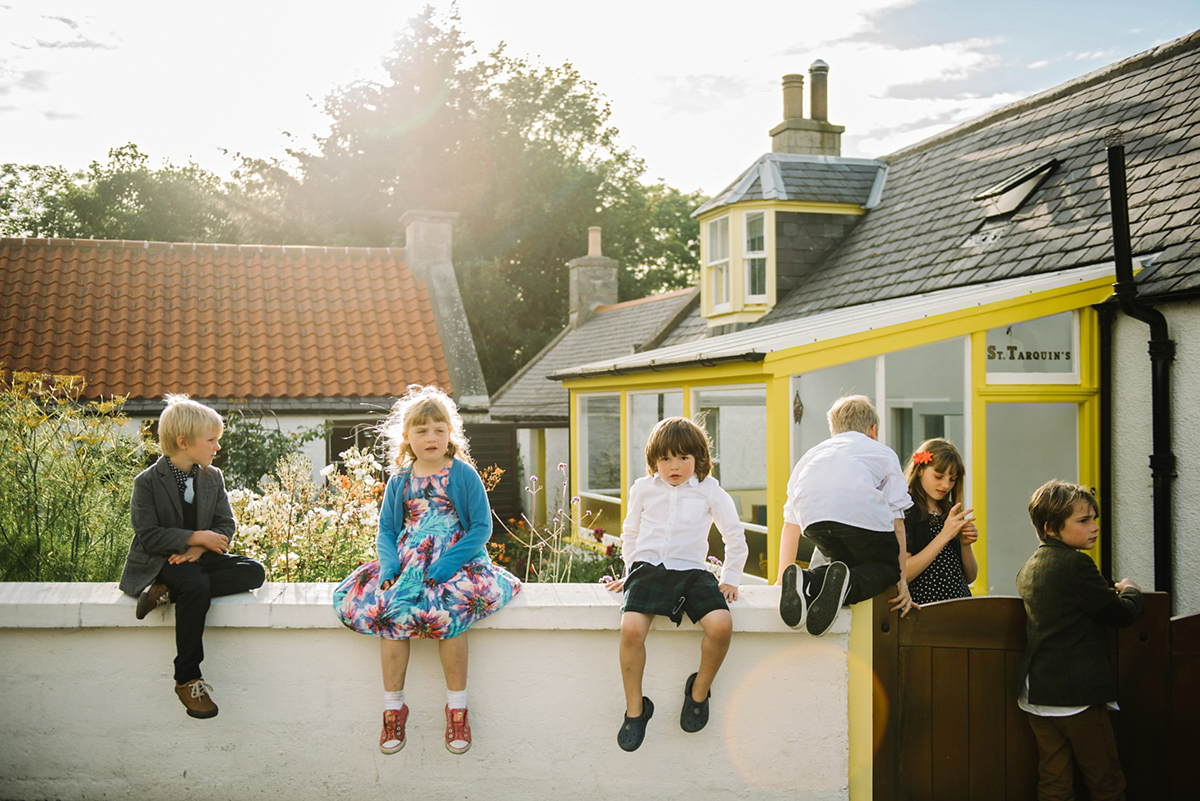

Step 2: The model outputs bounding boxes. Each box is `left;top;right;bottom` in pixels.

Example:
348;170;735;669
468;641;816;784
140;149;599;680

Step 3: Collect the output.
621;561;729;625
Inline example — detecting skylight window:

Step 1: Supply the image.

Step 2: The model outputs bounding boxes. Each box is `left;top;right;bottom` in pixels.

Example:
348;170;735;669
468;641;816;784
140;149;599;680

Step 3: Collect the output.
971;159;1059;218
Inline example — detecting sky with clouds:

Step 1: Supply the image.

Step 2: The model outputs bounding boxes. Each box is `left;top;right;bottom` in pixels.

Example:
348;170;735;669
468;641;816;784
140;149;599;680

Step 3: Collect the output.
1;0;1196;195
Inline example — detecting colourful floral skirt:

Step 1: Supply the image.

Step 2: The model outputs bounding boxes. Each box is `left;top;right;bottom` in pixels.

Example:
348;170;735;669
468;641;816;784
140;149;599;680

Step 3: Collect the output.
333;470;520;640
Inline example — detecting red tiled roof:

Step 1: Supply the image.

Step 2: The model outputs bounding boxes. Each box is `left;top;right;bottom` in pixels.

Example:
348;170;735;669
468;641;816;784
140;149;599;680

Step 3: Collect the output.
0;238;453;401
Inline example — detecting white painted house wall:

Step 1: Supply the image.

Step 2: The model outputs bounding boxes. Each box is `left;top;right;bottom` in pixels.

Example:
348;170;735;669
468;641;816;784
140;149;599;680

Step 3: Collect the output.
1110;299;1200;615
0;583;852;801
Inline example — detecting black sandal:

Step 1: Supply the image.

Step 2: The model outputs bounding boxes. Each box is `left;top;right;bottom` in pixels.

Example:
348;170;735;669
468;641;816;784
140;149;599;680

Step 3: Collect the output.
680;672;710;733
617;696;654;752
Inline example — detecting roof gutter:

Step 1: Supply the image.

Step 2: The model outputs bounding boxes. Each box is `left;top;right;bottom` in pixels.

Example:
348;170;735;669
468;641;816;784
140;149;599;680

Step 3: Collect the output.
549;351;766;381
1104;130;1175;598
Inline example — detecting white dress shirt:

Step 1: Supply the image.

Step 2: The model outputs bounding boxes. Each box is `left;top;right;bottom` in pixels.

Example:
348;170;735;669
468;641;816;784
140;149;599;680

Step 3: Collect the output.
783;431;913;533
622;473;749;586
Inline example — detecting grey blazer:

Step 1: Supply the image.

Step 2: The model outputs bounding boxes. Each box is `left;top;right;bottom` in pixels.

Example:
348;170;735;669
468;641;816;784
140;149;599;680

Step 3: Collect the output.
118;455;237;597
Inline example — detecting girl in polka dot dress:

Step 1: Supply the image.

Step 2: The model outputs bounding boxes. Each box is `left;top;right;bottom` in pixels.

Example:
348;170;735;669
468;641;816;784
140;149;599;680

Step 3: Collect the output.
902;438;978;604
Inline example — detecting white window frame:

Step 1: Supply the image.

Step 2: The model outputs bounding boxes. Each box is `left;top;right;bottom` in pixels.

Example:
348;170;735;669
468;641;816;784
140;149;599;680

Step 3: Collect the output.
744;210;768;303
706;216;731;311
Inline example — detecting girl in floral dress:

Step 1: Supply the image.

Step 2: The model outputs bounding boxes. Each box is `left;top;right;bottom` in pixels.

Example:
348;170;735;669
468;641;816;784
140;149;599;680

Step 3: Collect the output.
333;385;520;755
902;438;979;604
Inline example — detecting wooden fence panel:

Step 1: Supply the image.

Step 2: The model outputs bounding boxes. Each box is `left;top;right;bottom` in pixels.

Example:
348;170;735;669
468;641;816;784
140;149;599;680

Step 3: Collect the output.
1171;611;1200;801
873;593;1183;800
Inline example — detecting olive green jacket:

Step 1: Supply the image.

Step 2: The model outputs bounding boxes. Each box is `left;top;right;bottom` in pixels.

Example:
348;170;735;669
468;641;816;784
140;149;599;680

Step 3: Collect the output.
1013;537;1143;707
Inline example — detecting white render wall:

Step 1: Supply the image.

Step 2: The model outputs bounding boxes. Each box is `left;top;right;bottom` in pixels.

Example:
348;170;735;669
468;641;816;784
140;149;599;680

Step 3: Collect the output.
0;583;852;801
1111;299;1200;615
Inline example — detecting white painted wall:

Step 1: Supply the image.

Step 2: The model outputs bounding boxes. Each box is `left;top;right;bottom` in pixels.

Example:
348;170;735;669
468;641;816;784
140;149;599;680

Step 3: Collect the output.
0;583;852;801
1111;300;1200;614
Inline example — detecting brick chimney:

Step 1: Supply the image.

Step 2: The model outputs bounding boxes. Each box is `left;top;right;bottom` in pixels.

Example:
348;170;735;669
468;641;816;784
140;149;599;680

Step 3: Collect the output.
568;226;617;329
770;60;845;156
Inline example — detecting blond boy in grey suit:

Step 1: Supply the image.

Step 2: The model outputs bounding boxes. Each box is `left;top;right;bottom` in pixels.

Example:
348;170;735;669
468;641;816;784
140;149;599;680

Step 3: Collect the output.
119;395;264;718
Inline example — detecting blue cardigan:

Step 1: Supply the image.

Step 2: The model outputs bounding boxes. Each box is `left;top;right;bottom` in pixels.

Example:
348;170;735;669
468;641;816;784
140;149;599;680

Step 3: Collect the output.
376;458;492;584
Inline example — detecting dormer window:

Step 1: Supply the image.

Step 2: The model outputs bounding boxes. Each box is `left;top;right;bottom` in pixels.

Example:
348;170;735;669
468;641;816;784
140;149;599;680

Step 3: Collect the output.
744;211;767;302
707;216;731;310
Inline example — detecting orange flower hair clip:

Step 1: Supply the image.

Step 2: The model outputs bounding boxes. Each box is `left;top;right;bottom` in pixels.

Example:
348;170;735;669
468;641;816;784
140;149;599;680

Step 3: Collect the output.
912;450;933;466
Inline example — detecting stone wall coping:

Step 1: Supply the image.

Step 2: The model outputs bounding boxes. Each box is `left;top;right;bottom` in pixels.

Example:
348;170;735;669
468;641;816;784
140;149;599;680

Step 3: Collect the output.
0;581;845;634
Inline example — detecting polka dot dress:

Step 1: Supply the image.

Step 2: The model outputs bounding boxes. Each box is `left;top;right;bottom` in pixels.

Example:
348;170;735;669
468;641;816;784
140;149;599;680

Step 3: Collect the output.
905;508;972;604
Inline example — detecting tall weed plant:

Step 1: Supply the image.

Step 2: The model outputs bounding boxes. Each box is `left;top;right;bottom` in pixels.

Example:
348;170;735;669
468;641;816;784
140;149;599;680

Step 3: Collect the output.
0;370;154;581
483;463;623;584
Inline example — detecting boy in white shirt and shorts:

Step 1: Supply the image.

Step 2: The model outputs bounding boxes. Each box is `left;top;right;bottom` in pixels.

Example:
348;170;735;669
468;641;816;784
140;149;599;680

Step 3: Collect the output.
607;417;748;752
777;395;915;636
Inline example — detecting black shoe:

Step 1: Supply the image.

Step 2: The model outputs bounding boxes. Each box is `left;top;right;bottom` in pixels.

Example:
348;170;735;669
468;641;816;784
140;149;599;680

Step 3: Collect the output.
136;582;170;620
680;672;710;733
806;561;850;637
779;564;807;629
617;697;654;752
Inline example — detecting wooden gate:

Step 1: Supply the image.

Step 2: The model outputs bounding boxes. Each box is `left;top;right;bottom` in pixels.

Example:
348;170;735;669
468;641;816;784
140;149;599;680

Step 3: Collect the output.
872;592;1195;800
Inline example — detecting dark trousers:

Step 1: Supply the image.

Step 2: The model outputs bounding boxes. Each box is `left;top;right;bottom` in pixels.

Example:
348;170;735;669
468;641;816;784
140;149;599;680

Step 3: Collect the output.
157;552;265;683
802;521;900;605
1027;706;1126;801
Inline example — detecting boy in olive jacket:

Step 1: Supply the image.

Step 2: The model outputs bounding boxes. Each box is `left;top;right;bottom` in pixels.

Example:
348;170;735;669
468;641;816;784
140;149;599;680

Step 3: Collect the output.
1013;480;1143;801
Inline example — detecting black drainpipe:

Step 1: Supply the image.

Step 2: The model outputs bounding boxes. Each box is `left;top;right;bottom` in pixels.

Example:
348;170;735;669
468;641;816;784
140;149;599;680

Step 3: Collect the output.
1097;303;1113;581
1104;129;1175;596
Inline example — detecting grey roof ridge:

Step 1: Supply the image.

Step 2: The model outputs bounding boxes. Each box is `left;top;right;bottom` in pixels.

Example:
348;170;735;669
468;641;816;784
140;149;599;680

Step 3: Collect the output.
883;29;1200;164
693;153;889;217
636;287;702;353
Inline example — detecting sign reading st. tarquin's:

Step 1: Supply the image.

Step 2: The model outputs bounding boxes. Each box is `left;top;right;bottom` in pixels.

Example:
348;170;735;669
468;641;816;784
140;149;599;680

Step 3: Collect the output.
985;311;1076;376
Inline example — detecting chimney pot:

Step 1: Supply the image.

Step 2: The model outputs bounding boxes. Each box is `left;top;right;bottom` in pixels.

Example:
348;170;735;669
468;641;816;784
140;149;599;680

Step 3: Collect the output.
588;226;602;257
782;73;805;120
809;60;829;122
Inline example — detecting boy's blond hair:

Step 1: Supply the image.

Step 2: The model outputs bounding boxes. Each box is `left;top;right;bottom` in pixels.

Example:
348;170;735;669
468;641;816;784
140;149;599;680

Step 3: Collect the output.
827;395;879;435
159;394;224;455
643;417;713;481
1028;480;1098;542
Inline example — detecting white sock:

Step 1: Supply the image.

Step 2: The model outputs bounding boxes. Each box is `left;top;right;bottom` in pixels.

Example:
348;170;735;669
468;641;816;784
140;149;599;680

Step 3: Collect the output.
446;689;467;710
384;690;405;711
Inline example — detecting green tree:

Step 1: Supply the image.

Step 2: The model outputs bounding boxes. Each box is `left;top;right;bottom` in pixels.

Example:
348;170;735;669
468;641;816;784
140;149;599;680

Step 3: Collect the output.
232;8;700;390
0;163;85;237
1;144;238;242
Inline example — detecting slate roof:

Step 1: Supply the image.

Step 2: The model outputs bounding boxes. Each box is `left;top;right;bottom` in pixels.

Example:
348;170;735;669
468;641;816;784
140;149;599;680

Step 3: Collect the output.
693;153;887;217
488;288;701;422
0;238;452;408
762;29;1200;324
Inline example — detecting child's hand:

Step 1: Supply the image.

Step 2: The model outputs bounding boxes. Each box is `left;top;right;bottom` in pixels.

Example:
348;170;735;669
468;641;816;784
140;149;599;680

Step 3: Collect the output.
191;530;229;553
379;576;396;591
719;583;739;602
943;504;974;538
606;576;626;593
168;545;206;565
958;519;979;545
889;578;918;617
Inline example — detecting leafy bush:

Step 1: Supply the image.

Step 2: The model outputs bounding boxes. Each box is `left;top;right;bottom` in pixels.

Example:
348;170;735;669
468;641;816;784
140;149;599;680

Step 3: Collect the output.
0;370;154;581
218;412;328;491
